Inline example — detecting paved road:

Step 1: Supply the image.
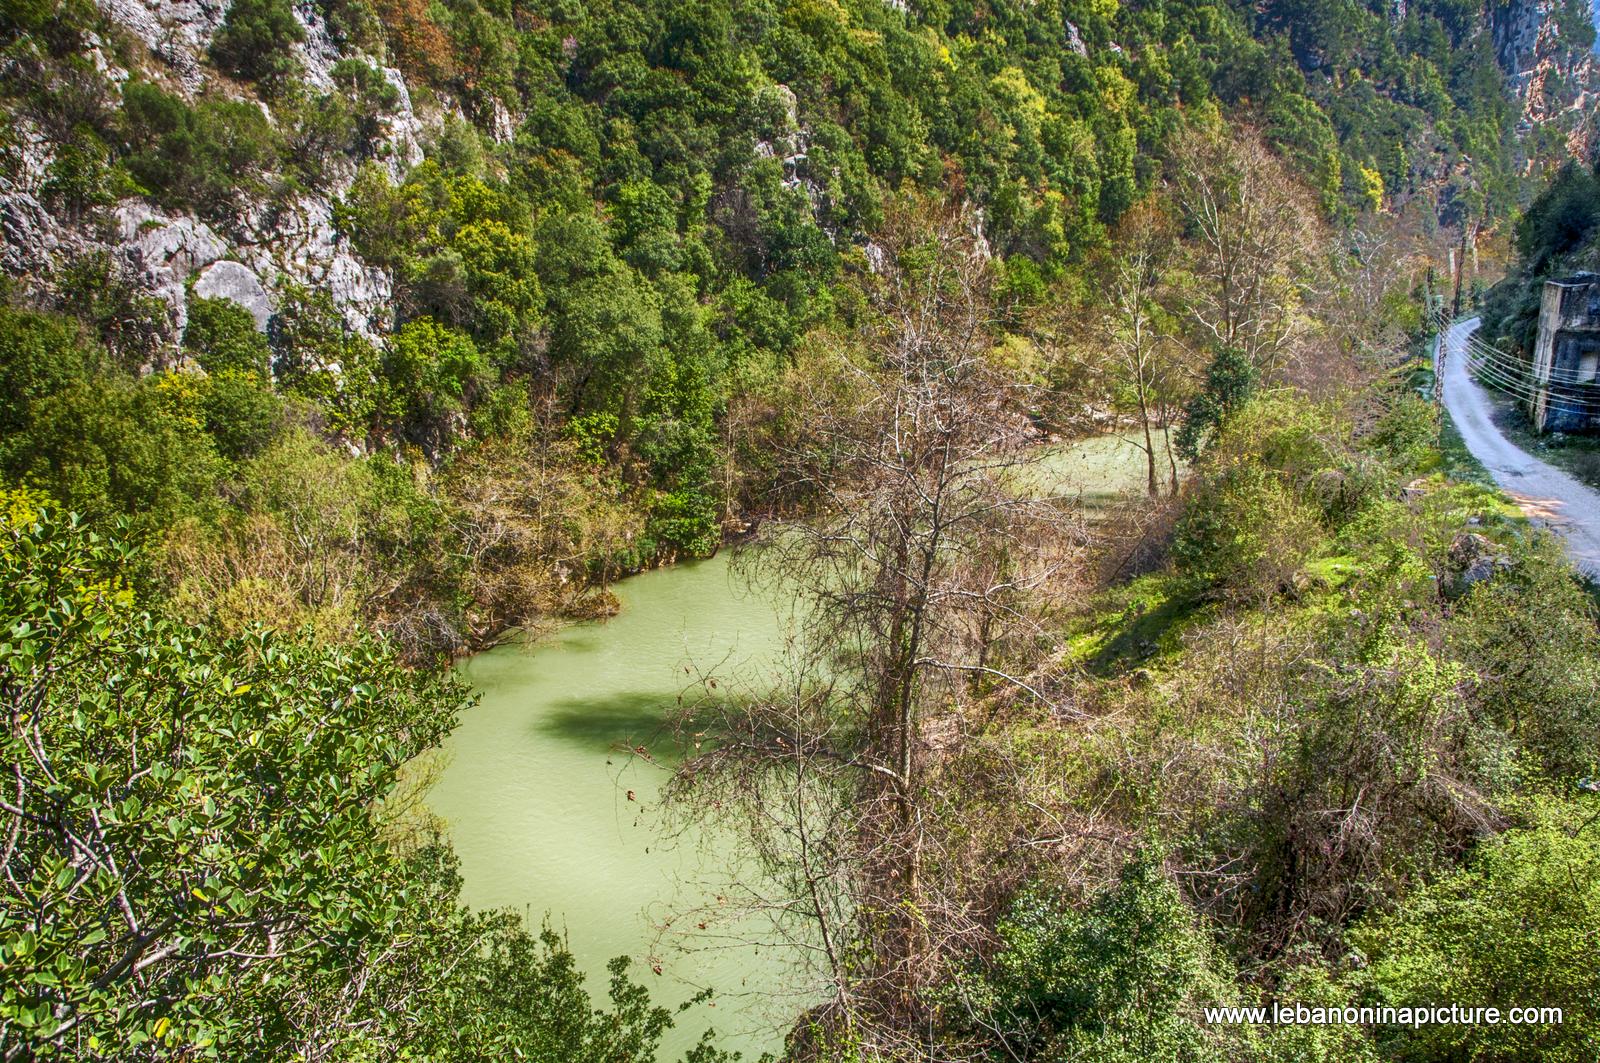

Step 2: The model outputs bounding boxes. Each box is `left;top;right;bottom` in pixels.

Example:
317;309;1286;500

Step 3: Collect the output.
1440;316;1600;578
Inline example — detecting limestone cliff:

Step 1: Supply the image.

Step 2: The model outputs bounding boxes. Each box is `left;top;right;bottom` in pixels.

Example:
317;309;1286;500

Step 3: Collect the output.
1;0;433;349
1492;0;1600;163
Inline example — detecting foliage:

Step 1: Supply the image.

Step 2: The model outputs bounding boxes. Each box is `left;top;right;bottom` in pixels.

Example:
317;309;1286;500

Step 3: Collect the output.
1174;346;1259;460
183;296;270;377
1172;463;1322;601
0;504;721;1060
209;0;305;93
948;858;1232;1062
1354;796;1600;1062
119;82;282;217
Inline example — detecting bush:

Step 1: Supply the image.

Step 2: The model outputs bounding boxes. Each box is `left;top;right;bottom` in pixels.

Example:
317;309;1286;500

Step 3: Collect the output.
1175;346;1258;461
209;0;305;92
1365;393;1440;479
1354;796;1600;1063
184;296;270;376
200;369;284;461
1172;465;1323;601
946;858;1233;1062
120;82;282;215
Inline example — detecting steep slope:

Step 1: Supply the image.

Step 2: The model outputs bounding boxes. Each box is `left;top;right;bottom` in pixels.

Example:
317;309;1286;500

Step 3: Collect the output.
0;0;1577;354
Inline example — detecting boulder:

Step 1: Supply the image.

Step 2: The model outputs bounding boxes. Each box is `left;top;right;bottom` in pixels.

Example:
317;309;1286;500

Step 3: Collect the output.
115;201;228;329
117;202;227;286
193;260;273;331
1445;531;1515;598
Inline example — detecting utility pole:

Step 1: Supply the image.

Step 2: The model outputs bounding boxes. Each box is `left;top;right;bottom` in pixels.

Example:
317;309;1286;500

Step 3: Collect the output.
1426;265;1443;404
1451;221;1472;319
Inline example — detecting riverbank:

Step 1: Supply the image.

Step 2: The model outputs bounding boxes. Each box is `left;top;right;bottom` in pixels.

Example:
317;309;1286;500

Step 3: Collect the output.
424;428;1182;1058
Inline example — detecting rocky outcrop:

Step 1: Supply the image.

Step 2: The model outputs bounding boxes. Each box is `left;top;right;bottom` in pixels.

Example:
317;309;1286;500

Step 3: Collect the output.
291;0;342;92
1491;0;1599;160
115;202;228;330
0;193;59;275
12;1;414;348
237;193;394;337
193;260;273;331
378;67;428;178
96;0;224;95
1445;531;1516;597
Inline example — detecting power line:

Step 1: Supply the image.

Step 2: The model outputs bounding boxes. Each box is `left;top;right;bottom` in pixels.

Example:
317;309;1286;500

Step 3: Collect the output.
1464;352;1600;418
1467;340;1600;388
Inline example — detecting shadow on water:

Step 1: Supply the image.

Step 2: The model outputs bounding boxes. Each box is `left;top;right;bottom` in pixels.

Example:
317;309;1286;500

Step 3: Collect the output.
535;690;677;750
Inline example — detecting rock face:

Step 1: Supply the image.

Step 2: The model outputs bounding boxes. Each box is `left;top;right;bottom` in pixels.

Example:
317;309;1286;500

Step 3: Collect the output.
0;193;59;274
236;193;394;338
378;68;428;178
96;0;224;95
16;0;413;347
115;202;228;330
291;0;342;92
193;260;274;331
1491;0;1599;158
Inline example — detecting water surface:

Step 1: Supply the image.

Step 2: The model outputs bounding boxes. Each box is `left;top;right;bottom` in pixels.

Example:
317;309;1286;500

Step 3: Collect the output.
426;430;1167;1058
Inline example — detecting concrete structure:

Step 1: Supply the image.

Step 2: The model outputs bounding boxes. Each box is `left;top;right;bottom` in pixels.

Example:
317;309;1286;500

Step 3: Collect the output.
1530;272;1600;433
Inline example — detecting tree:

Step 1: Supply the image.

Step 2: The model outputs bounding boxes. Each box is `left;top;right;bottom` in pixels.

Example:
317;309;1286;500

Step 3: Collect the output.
209;0;304;94
1170;125;1320;379
1173;345;1259;461
1099;199;1185;496
183;296;269;376
665;198;1082;1052
0;498;728;1061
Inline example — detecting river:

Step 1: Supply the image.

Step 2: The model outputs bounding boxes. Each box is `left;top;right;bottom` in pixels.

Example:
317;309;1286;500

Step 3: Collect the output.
424;431;1171;1059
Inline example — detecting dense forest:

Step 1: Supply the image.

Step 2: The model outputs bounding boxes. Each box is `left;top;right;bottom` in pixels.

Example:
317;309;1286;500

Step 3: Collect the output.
2;0;1600;1058
1480;154;1600;359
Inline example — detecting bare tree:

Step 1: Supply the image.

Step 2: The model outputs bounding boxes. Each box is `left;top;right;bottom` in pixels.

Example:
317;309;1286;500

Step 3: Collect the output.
1170;125;1321;379
663;198;1085;1054
1099;199;1187;496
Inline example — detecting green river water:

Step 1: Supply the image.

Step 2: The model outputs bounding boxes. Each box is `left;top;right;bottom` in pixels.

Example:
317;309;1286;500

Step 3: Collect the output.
424;432;1168;1059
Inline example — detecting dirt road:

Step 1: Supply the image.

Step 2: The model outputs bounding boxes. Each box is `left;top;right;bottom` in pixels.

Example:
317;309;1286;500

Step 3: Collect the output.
1440;316;1600;578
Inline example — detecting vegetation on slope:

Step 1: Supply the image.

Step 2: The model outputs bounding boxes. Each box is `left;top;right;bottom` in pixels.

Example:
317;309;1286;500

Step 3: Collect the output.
2;0;1599;1058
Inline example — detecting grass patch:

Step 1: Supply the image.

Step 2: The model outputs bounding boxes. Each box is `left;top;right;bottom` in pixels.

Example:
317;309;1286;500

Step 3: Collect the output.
1066;573;1209;675
1437;417;1496;488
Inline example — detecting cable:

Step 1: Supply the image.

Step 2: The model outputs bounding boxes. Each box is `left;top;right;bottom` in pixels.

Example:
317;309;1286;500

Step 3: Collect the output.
1464;353;1600;419
1469;343;1600;388
1447;321;1600;393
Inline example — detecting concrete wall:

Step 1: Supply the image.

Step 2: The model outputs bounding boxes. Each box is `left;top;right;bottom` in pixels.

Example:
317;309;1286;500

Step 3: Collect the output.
1531;275;1600;433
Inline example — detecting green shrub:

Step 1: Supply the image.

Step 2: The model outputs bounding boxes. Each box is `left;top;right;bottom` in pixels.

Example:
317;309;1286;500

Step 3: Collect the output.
1175;346;1258;461
381;317;488;442
120;82;282;215
200;369;284;461
184;296;270;376
1354;796;1600;1063
1366;393;1440;478
1173;465;1323;601
209;0;305;92
947;858;1233;1062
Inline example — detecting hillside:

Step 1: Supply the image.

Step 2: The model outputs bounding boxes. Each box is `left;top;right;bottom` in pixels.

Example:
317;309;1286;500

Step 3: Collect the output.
1;0;1592;653
5;1;1600;1060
